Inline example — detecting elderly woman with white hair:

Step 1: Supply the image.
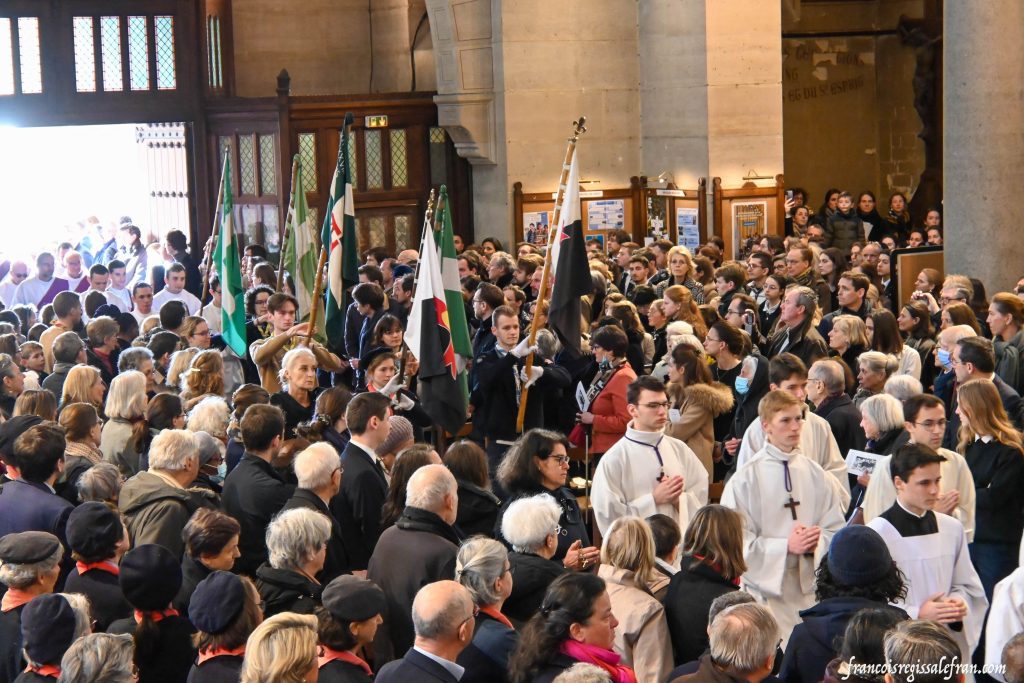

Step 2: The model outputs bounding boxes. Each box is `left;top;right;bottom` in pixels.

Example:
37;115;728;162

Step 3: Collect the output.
853;350;899;407
279;441;352;582
57;633;136;683
187;395;230;442
500;493;567;627
271;346;322;439
455;537;518;683
651;320;702;382
100;370;148;477
883;374;924;403
256;507;331;618
849;393;909;517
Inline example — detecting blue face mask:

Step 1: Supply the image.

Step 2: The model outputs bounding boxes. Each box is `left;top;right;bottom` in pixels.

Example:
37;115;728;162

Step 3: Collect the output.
937;348;952;369
215;461;227;482
735;376;751;395
598;358;612;371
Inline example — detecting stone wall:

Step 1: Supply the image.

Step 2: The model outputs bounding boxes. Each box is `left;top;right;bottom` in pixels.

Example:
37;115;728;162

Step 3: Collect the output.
782;0;925;209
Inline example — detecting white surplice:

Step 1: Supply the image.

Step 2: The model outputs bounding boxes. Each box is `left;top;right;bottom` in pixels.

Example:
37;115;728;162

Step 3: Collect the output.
737;410;851;510
591;422;709;537
862;448;977;541
867;513;988;666
721;443;846;644
985;567;1024;682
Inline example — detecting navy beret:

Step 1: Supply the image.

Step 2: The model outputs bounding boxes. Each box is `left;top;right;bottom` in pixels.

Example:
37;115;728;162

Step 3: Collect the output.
323;575;386;623
189;570;246;634
67;502;123;561
120;544;182;611
827;525;893;587
21;594;77;664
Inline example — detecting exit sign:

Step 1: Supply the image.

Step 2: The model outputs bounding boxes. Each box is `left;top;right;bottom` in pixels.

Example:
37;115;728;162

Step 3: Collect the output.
365;115;388;128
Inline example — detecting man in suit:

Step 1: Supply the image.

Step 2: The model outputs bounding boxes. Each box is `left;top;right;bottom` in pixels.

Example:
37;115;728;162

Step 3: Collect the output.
765;286;829;369
944;336;1024;448
280;442;353;583
375;580;476;683
330;392;392;570
221;405;294;575
0;422;74;567
368;464;462;664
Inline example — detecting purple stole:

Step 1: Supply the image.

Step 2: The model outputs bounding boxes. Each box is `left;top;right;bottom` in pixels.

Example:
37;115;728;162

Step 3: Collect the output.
71;276;90;293
38;278;69;307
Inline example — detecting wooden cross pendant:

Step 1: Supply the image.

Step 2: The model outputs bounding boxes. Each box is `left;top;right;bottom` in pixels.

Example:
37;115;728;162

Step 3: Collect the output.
784;496;800;521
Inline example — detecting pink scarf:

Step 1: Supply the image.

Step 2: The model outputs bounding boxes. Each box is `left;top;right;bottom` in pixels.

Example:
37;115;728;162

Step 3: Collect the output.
559;640;637;683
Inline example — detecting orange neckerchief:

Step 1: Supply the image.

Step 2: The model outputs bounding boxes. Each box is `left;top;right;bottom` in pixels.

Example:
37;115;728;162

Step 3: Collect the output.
133;607;179;623
692;553;741;587
479;605;514;629
197;645;246;665
24;664;61;678
75;560;119;576
1;588;33;613
318;647;373;677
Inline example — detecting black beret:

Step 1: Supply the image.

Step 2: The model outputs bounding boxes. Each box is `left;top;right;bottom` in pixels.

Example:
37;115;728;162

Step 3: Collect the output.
189;571;245;634
0;531;60;564
115;312;139;330
93;304;122;320
21;594;77;664
0;415;43;462
119;544;182;611
322;575;386;623
67;502;123;561
360;345;396;371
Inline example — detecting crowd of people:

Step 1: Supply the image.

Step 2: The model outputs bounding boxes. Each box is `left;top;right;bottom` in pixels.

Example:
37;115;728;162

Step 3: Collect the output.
0;195;1023;683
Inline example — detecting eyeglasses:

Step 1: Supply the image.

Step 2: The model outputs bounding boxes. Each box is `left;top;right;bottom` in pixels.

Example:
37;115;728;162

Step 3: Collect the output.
639;401;670;410
545;455;571;465
554;524;567;536
704;336;722;343
914;419;948;430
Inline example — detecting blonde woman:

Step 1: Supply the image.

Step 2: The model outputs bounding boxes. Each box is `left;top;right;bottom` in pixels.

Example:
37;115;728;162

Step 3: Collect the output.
656;246;705;304
240;612;319;683
100;370;148;477
180;348;226;409
61;364;105;416
272;346;322;438
662;285;707;339
597;516;672;683
166;347;199;393
956;379;1024;598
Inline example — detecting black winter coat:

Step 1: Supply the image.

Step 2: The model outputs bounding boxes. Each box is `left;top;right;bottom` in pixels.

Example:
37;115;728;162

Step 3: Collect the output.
814;394;866;458
779;598;906;683
504;552;565;628
186;655;244;683
456;611;518;683
108;614;197;683
222;453;294;576
64;565;132;632
494;484;589;563
663;555;738;665
454;479;501;538
255;564;323;618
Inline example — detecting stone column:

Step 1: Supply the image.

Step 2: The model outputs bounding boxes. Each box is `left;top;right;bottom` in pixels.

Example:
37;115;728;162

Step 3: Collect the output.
944;1;1024;292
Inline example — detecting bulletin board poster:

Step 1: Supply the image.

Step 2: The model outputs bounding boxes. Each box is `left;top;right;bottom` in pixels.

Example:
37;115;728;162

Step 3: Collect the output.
523;211;550;245
587;199;625;231
732;201;766;244
676;207;700;251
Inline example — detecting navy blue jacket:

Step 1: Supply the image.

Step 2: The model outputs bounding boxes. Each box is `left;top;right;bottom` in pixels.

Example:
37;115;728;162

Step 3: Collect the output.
0;479;73;550
376;648;460;683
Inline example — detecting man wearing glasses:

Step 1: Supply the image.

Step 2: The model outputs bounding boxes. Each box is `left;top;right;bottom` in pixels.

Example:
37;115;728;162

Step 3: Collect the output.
0;260;28;308
591;375;708;537
861;394;976;539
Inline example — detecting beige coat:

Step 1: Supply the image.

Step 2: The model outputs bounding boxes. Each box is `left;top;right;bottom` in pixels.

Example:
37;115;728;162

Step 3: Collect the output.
665;381;734;479
598;565;673;683
249;334;344;394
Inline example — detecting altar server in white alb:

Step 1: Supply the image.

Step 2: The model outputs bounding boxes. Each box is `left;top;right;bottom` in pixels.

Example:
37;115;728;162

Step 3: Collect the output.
866;443;987;666
591;375;708;537
861;393;976;540
986;559;1024;682
735;354;850;509
721;389;846;643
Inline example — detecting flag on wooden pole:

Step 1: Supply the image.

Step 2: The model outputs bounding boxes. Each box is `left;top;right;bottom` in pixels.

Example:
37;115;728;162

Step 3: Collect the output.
320;114;360;352
214;156;247;357
406;215;467;435
547;148;590;355
282;157;324;336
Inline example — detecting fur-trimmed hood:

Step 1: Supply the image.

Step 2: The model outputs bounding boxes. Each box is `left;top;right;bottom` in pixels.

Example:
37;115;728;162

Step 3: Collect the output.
681;381;734;416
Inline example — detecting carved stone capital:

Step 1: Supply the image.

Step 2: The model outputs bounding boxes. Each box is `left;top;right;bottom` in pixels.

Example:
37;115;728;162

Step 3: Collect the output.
434;92;496;165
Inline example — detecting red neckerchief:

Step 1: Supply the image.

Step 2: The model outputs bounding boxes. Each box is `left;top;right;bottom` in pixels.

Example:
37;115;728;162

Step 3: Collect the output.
1;588;33;612
25;664;61;678
134;608;179;623
76;560;119;576
479;605;514;629
319;647;373;677
692;553;741;587
198;646;246;665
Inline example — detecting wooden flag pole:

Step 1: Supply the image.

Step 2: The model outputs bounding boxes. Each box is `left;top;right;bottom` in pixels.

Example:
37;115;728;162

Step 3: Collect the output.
277;155;301;290
199;151;229;317
515;116;587;433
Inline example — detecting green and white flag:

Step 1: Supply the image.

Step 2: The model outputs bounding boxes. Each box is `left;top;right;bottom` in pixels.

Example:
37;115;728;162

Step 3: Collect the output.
215;156;247;357
282;156;324;338
435;185;472;363
321;114;359;352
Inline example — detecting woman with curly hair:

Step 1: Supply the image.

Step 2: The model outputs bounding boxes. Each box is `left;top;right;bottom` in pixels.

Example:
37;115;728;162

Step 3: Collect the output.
780;525;907;683
180;348;226;408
